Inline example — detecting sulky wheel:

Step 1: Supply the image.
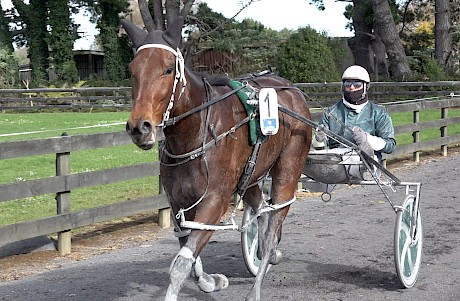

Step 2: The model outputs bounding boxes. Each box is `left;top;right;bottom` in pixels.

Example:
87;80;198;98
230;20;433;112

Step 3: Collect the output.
394;194;423;288
241;205;272;276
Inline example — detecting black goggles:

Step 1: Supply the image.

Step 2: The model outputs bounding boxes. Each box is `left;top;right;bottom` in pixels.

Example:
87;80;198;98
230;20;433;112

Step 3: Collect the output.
343;80;364;89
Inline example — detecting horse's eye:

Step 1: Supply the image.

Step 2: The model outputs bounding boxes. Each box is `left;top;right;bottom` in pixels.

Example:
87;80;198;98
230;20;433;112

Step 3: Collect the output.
165;67;174;75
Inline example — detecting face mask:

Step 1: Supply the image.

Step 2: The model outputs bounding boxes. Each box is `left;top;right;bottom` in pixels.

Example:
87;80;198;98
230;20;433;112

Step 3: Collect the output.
343;89;367;105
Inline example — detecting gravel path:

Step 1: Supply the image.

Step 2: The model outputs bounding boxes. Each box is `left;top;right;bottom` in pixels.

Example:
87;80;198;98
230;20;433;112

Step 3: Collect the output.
1;151;459;301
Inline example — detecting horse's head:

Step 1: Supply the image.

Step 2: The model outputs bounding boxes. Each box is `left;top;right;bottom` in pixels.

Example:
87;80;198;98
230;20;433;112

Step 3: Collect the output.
121;17;185;150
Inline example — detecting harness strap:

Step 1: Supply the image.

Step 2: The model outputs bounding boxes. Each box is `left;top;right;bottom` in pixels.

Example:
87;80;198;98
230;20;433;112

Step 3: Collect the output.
163;84;246;127
161;114;254;166
237;136;263;195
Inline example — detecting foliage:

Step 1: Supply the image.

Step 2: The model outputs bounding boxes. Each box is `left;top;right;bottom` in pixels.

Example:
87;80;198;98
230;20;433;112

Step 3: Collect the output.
277;27;341;83
95;0;131;81
12;0;50;85
407;48;446;81
0;47;19;88
48;0;79;83
192;3;290;76
0;4;13;52
403;20;435;53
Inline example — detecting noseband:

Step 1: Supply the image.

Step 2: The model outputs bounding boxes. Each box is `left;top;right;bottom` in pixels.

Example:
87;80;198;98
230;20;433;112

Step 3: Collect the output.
136;43;187;127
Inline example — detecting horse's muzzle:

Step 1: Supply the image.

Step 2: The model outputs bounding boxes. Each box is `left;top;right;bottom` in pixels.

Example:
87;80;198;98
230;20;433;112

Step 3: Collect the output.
126;119;156;150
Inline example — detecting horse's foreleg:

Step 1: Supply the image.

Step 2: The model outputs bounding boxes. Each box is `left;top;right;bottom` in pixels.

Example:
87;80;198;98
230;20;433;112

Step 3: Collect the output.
165;246;195;301
245;207;289;301
166;229;229;300
191;256;229;292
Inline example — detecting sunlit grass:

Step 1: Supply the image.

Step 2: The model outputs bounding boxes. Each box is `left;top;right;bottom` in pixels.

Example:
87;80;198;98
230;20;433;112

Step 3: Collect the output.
1;109;460;226
0;112;159;226
391;108;460;145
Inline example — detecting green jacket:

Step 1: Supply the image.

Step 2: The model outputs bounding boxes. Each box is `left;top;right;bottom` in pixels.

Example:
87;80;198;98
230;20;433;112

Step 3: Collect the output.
319;100;396;157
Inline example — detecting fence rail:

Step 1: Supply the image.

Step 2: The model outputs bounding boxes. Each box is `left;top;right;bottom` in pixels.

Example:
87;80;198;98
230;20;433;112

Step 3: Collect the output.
1;95;460;255
0;131;170;255
1;81;460;110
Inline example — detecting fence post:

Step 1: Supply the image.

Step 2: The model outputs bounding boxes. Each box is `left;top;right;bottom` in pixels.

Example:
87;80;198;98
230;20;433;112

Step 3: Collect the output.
56;132;72;255
412;110;420;163
441;107;448;156
157;141;171;228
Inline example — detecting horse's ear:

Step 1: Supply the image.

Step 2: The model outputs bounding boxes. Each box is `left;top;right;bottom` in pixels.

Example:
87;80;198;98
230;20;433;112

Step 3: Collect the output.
121;19;148;49
162;16;184;49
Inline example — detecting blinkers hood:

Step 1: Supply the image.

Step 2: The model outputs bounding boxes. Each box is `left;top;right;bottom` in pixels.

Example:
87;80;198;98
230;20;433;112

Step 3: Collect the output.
121;16;184;51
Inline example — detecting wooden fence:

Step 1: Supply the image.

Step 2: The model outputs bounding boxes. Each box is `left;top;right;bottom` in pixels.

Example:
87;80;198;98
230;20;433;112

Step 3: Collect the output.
1;94;460;255
0;131;170;255
1;81;460;111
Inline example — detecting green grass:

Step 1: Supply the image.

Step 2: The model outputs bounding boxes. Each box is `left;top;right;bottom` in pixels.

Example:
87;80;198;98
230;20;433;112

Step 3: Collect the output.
391;108;460;145
1;109;460;227
0;112;159;226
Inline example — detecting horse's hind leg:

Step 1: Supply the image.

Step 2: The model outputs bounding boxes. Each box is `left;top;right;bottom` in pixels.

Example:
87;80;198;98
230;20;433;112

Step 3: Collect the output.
243;185;283;265
245;205;290;301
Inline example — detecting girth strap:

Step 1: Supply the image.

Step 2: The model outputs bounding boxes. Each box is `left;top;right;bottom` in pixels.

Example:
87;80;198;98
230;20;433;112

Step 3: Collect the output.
237;136;264;195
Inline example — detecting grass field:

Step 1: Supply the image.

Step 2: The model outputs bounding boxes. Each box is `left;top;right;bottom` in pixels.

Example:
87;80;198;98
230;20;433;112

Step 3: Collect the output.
0;112;159;227
391;108;460;145
1;108;460;227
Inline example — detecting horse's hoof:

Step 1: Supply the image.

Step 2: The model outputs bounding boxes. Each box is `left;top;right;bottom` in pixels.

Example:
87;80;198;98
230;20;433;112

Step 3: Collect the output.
197;273;228;293
197;273;215;292
211;273;229;291
270;249;283;265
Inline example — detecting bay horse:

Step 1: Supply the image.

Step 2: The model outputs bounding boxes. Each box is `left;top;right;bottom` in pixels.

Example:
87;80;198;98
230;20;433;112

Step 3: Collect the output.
121;16;312;301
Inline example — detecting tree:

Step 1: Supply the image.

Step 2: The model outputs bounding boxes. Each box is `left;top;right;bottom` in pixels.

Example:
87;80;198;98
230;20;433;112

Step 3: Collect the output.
277;26;341;83
345;0;374;74
435;0;452;72
138;0;195;31
12;0;49;85
48;0;79;83
92;0;131;81
370;0;412;79
0;3;14;52
312;0;412;79
450;0;460;75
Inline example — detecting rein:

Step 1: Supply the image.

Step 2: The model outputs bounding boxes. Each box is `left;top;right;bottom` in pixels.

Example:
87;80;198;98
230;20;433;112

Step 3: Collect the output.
160;113;255;167
162;84;246;127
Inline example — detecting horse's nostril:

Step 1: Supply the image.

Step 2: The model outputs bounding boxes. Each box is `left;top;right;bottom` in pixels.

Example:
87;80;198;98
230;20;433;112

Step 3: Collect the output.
125;122;133;134
138;120;153;135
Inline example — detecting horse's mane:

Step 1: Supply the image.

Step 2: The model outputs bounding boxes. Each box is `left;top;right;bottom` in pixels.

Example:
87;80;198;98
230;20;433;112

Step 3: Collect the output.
189;70;231;86
190;69;279;87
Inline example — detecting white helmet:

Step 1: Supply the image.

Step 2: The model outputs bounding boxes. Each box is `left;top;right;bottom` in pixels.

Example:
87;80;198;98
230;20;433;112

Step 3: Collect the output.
341;65;370;83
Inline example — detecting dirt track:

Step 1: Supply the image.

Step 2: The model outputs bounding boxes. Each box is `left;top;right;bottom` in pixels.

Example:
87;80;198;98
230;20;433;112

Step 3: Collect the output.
0;150;459;301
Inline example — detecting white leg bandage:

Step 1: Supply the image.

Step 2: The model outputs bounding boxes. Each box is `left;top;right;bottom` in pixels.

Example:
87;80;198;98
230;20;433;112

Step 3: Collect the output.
169;246;195;274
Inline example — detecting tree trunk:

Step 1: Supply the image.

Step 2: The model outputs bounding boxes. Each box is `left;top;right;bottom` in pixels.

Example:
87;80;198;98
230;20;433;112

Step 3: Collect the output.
371;27;390;80
348;0;374;73
451;0;460;74
435;0;452;71
370;0;411;80
138;0;155;31
434;0;452;66
150;0;165;30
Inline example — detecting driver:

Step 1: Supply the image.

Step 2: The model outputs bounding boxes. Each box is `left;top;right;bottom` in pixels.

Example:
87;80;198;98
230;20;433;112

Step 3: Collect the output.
313;65;396;160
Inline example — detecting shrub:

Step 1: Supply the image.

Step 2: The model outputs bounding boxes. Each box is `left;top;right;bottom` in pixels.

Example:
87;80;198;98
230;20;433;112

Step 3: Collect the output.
277;27;340;83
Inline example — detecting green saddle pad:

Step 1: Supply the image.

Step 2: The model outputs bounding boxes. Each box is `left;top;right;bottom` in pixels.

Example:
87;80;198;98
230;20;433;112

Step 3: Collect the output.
227;80;265;145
